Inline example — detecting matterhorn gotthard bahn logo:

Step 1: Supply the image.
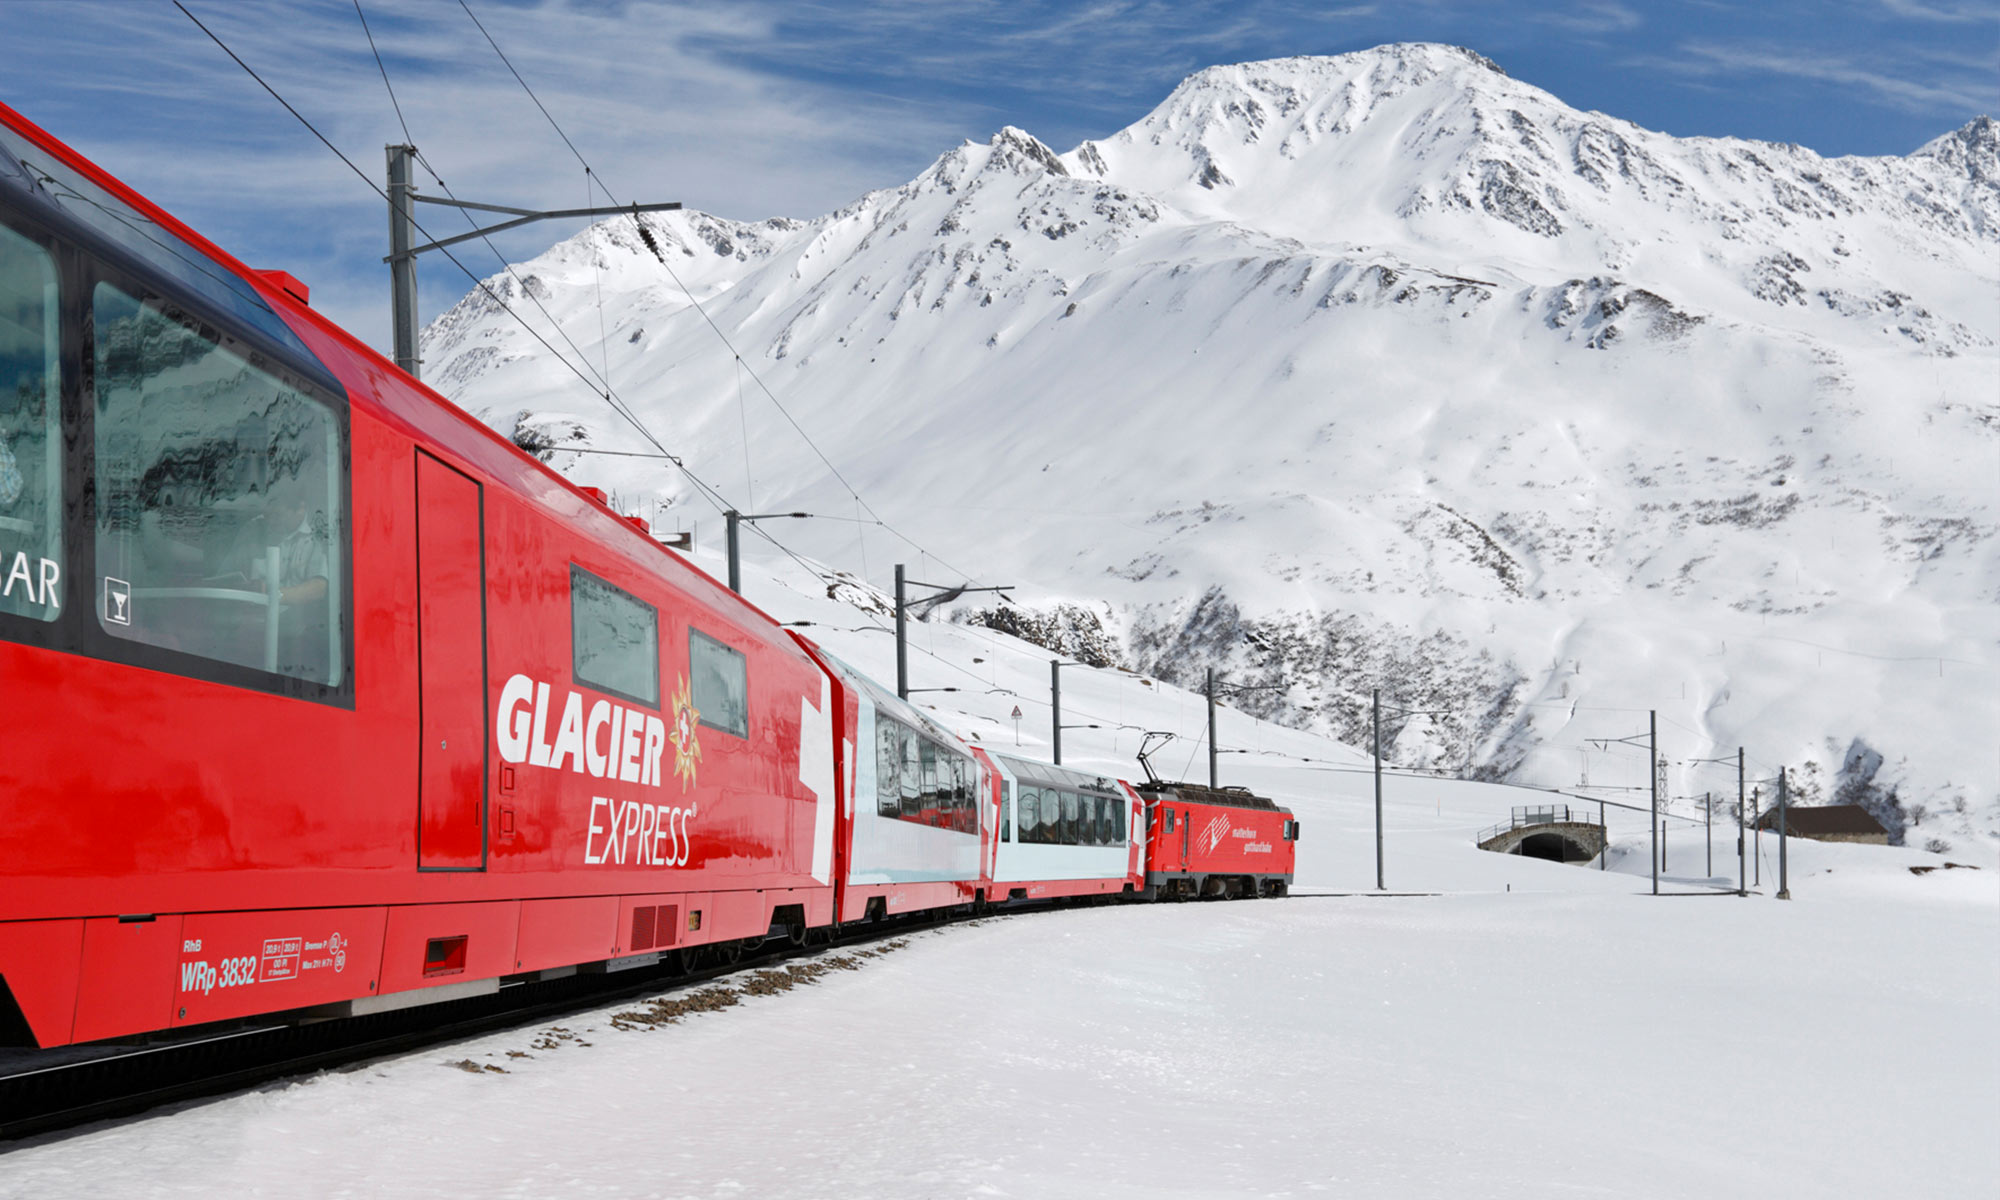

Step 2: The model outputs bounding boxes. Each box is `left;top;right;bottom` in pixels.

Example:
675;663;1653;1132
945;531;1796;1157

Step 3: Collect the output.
669;673;701;791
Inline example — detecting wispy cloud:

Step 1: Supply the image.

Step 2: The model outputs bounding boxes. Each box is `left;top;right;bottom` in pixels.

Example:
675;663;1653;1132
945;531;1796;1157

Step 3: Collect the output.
1666;39;1996;120
1877;0;2000;22
1533;1;1644;35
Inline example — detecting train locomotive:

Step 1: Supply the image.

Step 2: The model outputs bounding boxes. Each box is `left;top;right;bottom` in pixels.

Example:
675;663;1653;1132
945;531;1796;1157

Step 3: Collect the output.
0;101;1296;1052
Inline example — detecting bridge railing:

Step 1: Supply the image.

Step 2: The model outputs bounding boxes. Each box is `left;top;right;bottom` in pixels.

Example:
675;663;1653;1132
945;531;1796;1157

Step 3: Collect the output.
1475;804;1605;845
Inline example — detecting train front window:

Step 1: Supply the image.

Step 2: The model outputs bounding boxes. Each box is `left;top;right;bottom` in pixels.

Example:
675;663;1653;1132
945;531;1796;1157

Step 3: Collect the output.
0;222;59;623
92;282;345;685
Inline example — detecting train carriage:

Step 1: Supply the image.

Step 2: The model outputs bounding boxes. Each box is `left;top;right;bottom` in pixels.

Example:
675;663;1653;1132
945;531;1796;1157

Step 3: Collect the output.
0;101;837;1049
977;750;1143;902
796;646;988;922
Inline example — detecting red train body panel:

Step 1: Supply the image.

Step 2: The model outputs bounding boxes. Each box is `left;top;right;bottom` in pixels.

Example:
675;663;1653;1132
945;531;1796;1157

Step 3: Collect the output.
0;102;1296;1051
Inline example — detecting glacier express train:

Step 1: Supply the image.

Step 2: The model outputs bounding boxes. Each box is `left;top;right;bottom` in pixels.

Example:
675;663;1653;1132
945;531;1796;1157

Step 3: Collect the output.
0;101;1295;1050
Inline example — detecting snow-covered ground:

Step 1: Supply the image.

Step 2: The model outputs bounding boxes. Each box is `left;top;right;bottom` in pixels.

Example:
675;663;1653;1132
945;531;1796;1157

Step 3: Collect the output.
6;553;1995;1198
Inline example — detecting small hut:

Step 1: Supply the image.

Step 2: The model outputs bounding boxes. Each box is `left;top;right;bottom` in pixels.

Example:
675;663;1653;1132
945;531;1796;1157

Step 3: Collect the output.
1753;804;1889;845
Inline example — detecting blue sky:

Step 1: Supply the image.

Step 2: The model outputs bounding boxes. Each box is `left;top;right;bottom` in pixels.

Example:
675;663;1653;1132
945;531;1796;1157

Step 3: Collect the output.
3;0;1993;350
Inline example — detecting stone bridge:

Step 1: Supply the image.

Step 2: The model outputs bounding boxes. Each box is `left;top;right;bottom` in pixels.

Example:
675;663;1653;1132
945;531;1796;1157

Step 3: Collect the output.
1476;806;1606;864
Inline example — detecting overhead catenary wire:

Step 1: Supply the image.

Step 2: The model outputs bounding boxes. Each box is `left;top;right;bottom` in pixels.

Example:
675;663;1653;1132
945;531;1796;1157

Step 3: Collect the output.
450;0;982;588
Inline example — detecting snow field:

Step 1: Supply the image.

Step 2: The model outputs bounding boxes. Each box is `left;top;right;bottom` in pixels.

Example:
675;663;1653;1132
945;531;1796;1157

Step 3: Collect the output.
4;552;1993;1198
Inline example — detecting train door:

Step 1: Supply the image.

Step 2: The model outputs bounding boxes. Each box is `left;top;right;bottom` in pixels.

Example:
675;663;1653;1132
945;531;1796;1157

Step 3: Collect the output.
415;451;487;870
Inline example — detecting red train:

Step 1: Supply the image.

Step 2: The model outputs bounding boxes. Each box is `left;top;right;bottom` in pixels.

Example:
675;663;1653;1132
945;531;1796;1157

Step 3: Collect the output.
0;102;1295;1051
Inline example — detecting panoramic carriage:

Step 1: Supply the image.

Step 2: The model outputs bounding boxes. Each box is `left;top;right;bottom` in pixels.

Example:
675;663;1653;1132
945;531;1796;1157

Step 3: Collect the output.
0;101;840;1049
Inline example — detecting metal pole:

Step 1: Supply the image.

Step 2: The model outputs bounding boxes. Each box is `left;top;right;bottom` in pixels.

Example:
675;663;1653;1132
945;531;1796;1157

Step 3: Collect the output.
1598;799;1606;870
1777;767;1791;900
1752;786;1761;886
1051;660;1062;765
1737;748;1747;897
1705;791;1712;878
725;510;742;594
1373;687;1384;891
894;563;907;700
1206;669;1218;789
386;144;421;380
1650;709;1659;896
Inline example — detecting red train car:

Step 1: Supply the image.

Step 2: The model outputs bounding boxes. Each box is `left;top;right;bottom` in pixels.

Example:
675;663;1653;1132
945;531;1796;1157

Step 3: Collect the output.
1138;783;1298;899
0;102;839;1049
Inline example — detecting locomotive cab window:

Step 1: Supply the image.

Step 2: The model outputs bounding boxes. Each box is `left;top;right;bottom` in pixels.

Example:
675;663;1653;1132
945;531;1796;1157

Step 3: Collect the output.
689;627;747;737
572;566;658;706
92;283;346;687
0;221;60;624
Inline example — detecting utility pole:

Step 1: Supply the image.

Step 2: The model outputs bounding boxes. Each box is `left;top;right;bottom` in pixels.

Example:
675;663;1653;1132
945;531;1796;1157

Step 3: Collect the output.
1777;767;1791;900
383;144;679;382
724;510;811;594
1737;748;1747;897
1373;688;1384;891
895;564;908;700
1752;786;1761;887
1705;791;1712;878
387;146;419;377
1052;660;1064;766
1650;709;1659;896
1207;669;1219;789
894;563;1009;701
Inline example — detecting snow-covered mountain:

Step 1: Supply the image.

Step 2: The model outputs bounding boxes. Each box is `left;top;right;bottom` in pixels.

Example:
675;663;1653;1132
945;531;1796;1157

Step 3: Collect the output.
423;43;2000;853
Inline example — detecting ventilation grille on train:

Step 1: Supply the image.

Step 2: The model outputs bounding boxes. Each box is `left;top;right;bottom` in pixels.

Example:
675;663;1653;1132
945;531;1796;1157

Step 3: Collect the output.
629;905;681;953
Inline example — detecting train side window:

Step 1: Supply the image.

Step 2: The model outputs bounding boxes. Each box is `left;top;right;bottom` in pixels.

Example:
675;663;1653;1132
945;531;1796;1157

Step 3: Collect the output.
0;222;60;624
92;282;346;685
1000;780;1012;842
688;626;746;736
1018;787;1040;843
573;567;659;707
1061;791;1080;845
1114;795;1128;842
875;717;901;817
899;727;923;818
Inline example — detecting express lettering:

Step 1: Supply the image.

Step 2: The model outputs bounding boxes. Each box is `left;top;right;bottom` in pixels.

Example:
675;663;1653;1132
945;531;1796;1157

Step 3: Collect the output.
0;551;58;608
495;674;667;787
583;795;695;867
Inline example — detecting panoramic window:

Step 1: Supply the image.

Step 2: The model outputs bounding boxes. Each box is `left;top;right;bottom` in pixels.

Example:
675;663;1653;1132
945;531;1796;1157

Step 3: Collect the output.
92;283;345;684
876;718;901;817
573;567;659;707
688;626;745;734
0;222;59;623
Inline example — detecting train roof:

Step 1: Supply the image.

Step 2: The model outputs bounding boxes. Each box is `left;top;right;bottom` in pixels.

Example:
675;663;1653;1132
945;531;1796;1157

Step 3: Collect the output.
1135;781;1287;813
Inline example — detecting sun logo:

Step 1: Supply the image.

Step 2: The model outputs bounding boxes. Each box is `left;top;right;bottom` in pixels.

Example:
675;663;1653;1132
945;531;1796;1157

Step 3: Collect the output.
668;674;702;791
